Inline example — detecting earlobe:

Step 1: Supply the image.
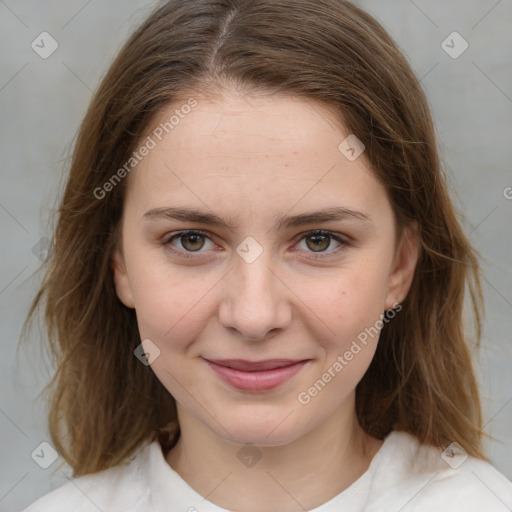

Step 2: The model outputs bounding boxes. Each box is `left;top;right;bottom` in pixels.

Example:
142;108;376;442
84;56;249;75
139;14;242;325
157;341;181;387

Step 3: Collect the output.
385;223;420;310
111;248;136;308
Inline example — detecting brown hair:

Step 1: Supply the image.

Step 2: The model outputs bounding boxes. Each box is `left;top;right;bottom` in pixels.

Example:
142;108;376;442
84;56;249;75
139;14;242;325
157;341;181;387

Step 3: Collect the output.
24;0;486;476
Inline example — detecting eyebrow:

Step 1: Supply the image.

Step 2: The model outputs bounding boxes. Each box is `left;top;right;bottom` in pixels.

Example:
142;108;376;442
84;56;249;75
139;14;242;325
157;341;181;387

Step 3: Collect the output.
141;206;371;232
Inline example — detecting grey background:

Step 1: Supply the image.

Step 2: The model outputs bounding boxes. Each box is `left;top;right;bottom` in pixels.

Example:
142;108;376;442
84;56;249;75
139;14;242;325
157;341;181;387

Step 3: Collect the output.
1;0;511;510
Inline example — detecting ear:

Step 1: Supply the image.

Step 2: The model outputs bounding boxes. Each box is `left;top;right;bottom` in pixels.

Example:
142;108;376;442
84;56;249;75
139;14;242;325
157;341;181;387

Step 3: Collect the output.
385;222;420;310
112;247;136;308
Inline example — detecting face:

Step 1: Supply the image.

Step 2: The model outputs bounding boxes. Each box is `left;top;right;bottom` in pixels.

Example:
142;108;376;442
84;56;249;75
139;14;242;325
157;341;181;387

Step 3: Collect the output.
112;88;418;447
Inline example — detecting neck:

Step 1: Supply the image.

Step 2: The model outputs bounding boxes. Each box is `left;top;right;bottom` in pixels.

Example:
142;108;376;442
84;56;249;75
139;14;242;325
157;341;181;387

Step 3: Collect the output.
165;397;383;511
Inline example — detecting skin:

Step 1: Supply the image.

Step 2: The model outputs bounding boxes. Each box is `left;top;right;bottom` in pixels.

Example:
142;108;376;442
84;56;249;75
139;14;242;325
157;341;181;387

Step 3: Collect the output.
112;86;419;511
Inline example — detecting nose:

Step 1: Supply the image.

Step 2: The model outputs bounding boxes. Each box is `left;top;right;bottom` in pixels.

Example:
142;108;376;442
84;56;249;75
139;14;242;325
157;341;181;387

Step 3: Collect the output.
218;252;292;341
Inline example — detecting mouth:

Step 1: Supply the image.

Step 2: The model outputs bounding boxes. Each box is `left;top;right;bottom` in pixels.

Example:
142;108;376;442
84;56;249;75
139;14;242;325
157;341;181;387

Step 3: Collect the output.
203;358;310;391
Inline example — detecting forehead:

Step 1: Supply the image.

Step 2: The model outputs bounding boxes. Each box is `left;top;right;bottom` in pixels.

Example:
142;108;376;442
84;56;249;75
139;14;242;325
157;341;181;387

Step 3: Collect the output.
152;91;342;154
124;90;389;224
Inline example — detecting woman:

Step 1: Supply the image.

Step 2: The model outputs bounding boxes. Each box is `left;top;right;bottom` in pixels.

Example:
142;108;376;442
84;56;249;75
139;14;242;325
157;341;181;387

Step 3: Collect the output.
24;0;512;510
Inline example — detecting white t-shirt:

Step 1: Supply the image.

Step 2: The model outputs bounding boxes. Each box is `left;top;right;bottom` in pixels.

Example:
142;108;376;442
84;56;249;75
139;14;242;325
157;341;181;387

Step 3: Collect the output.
23;430;512;511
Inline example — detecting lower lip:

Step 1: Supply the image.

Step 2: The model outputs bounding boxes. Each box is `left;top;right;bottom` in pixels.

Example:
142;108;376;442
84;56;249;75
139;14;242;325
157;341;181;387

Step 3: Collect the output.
205;360;309;391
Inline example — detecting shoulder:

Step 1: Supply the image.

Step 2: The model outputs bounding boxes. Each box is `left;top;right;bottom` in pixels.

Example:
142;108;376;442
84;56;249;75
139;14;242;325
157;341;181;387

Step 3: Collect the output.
367;431;512;511
22;441;154;512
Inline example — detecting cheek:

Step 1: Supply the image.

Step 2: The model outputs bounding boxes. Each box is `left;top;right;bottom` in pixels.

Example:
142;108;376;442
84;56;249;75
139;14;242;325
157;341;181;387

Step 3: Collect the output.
126;255;212;348
295;273;387;414
311;262;391;340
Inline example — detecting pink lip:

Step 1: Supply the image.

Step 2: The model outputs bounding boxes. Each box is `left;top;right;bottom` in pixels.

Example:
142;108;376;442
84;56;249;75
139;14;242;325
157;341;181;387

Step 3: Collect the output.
204;358;309;391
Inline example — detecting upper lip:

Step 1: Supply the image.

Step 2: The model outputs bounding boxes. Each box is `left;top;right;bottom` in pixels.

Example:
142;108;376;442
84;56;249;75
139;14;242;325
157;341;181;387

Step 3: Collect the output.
204;358;308;372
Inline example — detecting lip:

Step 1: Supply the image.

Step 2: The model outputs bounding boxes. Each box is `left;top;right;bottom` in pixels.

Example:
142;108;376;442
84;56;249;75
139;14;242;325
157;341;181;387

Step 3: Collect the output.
203;358;310;391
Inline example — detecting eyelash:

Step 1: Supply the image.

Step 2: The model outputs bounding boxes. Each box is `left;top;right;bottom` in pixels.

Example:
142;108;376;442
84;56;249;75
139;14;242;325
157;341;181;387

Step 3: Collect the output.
161;229;351;261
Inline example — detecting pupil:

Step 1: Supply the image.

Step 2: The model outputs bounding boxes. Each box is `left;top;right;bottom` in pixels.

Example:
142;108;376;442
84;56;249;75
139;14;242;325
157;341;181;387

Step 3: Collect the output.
183;234;204;251
308;235;330;252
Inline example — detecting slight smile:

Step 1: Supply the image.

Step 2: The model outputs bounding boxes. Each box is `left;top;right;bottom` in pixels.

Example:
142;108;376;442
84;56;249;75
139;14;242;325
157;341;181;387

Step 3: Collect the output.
203;358;311;391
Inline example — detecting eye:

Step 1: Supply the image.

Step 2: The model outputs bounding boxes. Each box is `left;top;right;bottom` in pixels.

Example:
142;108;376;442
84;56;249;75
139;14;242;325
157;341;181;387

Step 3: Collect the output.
295;230;348;258
163;230;215;258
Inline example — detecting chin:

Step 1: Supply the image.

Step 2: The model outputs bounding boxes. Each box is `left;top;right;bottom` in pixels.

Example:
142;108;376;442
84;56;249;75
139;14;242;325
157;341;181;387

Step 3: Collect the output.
209;407;307;447
225;429;300;448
